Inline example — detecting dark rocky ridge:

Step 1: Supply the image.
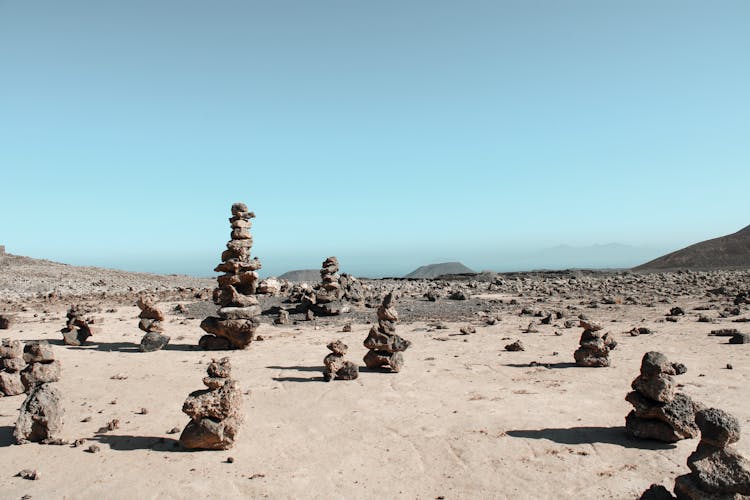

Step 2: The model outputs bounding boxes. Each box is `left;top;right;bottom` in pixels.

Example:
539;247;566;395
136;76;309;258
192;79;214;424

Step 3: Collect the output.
403;262;475;279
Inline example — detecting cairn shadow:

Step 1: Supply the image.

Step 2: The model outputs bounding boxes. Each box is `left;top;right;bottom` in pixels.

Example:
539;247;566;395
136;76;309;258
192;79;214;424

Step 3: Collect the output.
266;365;322;372
92;434;180;451
506;426;676;450
503;362;578;369
0;426;15;447
64;341;197;353
272;376;325;383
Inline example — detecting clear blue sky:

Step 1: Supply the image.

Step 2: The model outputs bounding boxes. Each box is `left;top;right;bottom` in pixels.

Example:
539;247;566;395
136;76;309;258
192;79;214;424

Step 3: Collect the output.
1;1;748;277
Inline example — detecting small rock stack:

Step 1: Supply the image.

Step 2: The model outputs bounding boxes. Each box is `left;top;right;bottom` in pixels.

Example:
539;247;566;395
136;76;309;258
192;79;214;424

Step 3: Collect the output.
137;295;170;352
363;292;411;372
199;202;262;350
14;341;64;443
674;408;750;498
0;338;26;396
179;357;243;450
625;352;699;443
61;305;92;346
573;320;616;367
323;340;359;381
305;256;350;316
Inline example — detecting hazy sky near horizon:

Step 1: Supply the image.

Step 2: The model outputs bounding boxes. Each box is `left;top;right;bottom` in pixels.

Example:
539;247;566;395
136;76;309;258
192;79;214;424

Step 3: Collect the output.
1;1;749;277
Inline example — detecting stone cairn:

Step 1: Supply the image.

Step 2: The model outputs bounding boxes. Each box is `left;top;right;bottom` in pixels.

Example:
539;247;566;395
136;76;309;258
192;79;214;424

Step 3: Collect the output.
625;351;699;443
61;305;92;346
199;202;262;350
673;408;750;499
14;341;64;443
137;295;170;352
179;357;243;450
0;338;26;396
303;256;348;316
323;340;359;381
363;292;411;372
573;319;616;367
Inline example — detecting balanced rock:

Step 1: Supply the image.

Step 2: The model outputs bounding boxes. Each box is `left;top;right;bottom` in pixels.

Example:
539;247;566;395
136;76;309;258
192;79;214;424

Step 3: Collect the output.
179;357;243;450
625;352;700;443
14;341;64;443
674;408;750;499
0;338;26;396
363;292;411;372
136;295;170;352
573;319;616;367
200;202;262;350
322;340;359;381
60;305;92;346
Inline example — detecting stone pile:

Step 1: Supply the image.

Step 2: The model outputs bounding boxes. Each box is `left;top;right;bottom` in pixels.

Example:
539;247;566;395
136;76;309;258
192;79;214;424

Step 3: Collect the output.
322;340;359;381
61;305;92;346
674;408;750;498
303;256;350;316
14;341;64;443
199;202;262;350
0;338;25;396
179;357;243;450
137;295;170;352
625;351;699;443
363;292;411;372
573;320;616;367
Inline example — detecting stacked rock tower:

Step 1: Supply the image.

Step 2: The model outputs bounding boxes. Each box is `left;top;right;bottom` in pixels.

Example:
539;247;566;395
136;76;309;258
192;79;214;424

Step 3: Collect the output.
573;319;616;367
14;341;64;443
0;338;25;396
137;295;170;352
625;352;699;443
317;257;341;303
674;408;750;498
363;292;411;372
61;305;92;346
199;202;262;350
323;340;359;381
179;357;243;450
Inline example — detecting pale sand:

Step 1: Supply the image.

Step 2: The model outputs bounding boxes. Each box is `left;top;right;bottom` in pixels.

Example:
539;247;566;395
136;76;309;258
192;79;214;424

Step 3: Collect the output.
1;299;748;499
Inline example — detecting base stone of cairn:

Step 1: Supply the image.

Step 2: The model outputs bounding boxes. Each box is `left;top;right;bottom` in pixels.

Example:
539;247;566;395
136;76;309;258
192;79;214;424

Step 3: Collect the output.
137;295;170;352
673;408;750;499
179;357;243;450
625;352;700;443
363;292;411;372
323;340;359;381
573;320;616;367
14;341;64;443
199;202;262;350
0;338;26;396
61;305;92;346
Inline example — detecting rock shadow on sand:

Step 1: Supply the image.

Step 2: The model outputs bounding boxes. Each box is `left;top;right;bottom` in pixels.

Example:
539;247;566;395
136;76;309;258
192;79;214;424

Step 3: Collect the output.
507;426;676;450
42;339;197;353
503;362;578;369
268;365;327;383
92;434;180;451
0;425;15;447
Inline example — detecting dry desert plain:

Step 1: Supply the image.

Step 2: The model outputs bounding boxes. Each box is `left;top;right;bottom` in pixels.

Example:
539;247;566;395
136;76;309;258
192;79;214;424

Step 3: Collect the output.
1;270;749;499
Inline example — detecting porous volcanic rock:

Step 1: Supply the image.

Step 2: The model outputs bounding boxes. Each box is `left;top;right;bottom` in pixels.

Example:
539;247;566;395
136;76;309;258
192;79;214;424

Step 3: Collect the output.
322;340;359;381
60;305;92;346
0;338;26;396
14;341;64;443
363;292;411;372
137;295;170;352
573;320;616;367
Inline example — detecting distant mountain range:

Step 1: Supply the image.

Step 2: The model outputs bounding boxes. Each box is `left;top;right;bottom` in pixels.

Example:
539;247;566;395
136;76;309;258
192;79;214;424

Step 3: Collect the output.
403;262;475;279
634;225;750;271
278;269;321;282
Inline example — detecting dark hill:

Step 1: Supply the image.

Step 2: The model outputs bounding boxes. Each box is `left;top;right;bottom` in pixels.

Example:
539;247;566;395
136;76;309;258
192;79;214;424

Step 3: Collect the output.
403;262;475;279
634;225;750;271
278;269;320;282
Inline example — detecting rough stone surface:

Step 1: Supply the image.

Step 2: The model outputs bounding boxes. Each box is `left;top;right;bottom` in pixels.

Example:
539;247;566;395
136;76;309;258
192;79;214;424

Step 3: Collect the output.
60;305;92;346
362;292;410;373
139;331;171;352
322;340;359;381
179;357;243;450
574;322;615;367
1;338;26;396
14;382;64;443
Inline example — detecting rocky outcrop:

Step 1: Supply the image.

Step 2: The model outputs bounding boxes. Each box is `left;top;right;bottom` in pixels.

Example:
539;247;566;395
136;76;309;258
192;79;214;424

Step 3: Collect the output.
137;295;170;352
363;292;411;372
14;341;64;443
322;340;359;381
625;352;699;443
199;202;262;350
0;338;26;396
573;320;616;367
674;408;750;499
179;357;243;450
60;305;92;346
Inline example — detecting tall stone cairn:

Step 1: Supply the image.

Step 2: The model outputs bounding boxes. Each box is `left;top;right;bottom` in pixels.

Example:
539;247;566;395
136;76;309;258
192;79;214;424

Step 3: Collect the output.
0;338;26;396
14;341;64;443
674;408;750;498
363;292;411;372
199;202;262;350
625;352;699;443
179;357;243;450
573;319;616;367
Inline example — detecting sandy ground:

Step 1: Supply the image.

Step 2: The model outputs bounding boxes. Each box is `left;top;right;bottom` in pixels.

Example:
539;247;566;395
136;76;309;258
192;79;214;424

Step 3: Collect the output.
0;297;748;500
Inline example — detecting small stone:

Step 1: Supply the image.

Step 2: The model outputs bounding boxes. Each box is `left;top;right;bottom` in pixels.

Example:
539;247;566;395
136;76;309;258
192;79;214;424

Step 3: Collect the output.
86;444;100;453
16;469;40;480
